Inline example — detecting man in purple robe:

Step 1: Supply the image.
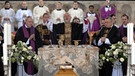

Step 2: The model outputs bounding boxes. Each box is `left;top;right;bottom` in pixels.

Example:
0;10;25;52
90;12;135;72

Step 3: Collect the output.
14;16;43;75
100;0;116;20
82;5;100;44
119;14;129;76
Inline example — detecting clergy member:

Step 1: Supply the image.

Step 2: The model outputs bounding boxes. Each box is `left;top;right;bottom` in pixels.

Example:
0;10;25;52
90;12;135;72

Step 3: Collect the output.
119;14;129;43
71;18;83;45
119;14;130;76
15;1;33;29
14;16;43;75
33;0;49;27
100;0;116;20
51;2;66;44
95;16;121;76
68;1;84;24
110;14;119;28
36;13;54;45
0;1;15;32
82;5;100;44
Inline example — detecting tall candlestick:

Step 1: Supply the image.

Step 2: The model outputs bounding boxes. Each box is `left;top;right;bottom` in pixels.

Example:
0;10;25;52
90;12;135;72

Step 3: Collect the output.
3;43;8;65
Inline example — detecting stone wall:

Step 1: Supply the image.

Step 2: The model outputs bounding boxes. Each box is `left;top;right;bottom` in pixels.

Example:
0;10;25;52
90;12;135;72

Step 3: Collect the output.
0;1;135;26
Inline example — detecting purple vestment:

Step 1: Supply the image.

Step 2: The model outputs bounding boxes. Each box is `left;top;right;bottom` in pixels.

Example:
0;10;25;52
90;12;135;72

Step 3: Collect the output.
100;5;116;20
86;12;100;31
22;25;35;75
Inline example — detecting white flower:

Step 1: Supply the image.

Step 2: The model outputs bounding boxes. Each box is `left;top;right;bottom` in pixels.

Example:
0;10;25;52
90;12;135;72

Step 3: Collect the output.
113;51;118;55
102;57;106;60
123;46;127;49
123;53;127;57
120;58;124;62
22;48;27;51
27;56;32;60
36;57;39;61
115;49;119;52
33;55;37;59
111;45;116;49
23;42;26;46
21;60;23;63
12;45;16;49
28;46;32;50
105;51;108;55
18;41;22;44
107;53;110;56
106;59;109;62
21;57;24;60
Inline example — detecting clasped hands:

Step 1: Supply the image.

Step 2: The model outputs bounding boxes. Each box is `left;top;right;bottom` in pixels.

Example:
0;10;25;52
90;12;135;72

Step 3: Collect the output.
4;17;10;21
100;37;106;42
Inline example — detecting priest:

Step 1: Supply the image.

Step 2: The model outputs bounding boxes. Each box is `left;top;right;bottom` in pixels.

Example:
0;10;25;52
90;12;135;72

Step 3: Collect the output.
68;1;84;24
15;1;33;29
71;18;83;45
100;0;116;20
0;1;15;32
95;16;121;76
36;13;54;45
119;14;130;76
33;0;49;27
14;16;43;75
51;2;66;44
82;5;100;44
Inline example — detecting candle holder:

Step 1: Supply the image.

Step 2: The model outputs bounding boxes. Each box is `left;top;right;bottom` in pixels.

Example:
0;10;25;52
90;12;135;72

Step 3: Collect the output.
126;44;132;55
73;40;81;46
125;44;132;76
130;64;135;75
7;45;12;76
57;34;65;47
3;45;12;76
4;65;8;76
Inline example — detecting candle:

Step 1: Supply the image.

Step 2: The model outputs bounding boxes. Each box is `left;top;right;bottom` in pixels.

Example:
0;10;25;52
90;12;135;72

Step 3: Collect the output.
127;23;134;44
131;43;135;64
4;23;8;44
7;23;12;45
3;43;8;65
4;23;12;45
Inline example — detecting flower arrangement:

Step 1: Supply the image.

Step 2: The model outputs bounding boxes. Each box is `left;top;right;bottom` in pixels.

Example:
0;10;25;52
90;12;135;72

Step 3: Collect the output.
99;41;128;68
11;41;39;68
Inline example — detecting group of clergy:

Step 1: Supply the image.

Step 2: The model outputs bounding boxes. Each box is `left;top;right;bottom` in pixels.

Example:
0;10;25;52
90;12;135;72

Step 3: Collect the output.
0;0;132;76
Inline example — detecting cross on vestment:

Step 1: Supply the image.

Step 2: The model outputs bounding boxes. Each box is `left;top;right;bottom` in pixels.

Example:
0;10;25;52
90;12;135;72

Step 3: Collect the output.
87;15;96;24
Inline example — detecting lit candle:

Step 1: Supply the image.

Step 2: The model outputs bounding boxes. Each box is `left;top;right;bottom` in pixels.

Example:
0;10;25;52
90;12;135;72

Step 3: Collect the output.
3;43;8;65
131;43;135;64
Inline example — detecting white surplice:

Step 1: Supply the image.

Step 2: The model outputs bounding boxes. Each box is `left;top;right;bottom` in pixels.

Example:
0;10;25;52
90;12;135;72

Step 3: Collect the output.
68;8;84;23
33;5;49;27
15;9;33;29
51;9;66;24
0;8;15;32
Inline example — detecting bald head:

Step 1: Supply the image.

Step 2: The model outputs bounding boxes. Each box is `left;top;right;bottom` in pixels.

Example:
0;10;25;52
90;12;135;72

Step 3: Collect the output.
22;2;27;8
38;0;44;6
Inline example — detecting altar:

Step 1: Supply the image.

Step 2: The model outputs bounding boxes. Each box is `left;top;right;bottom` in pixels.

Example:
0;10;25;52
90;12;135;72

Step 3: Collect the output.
37;45;99;76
